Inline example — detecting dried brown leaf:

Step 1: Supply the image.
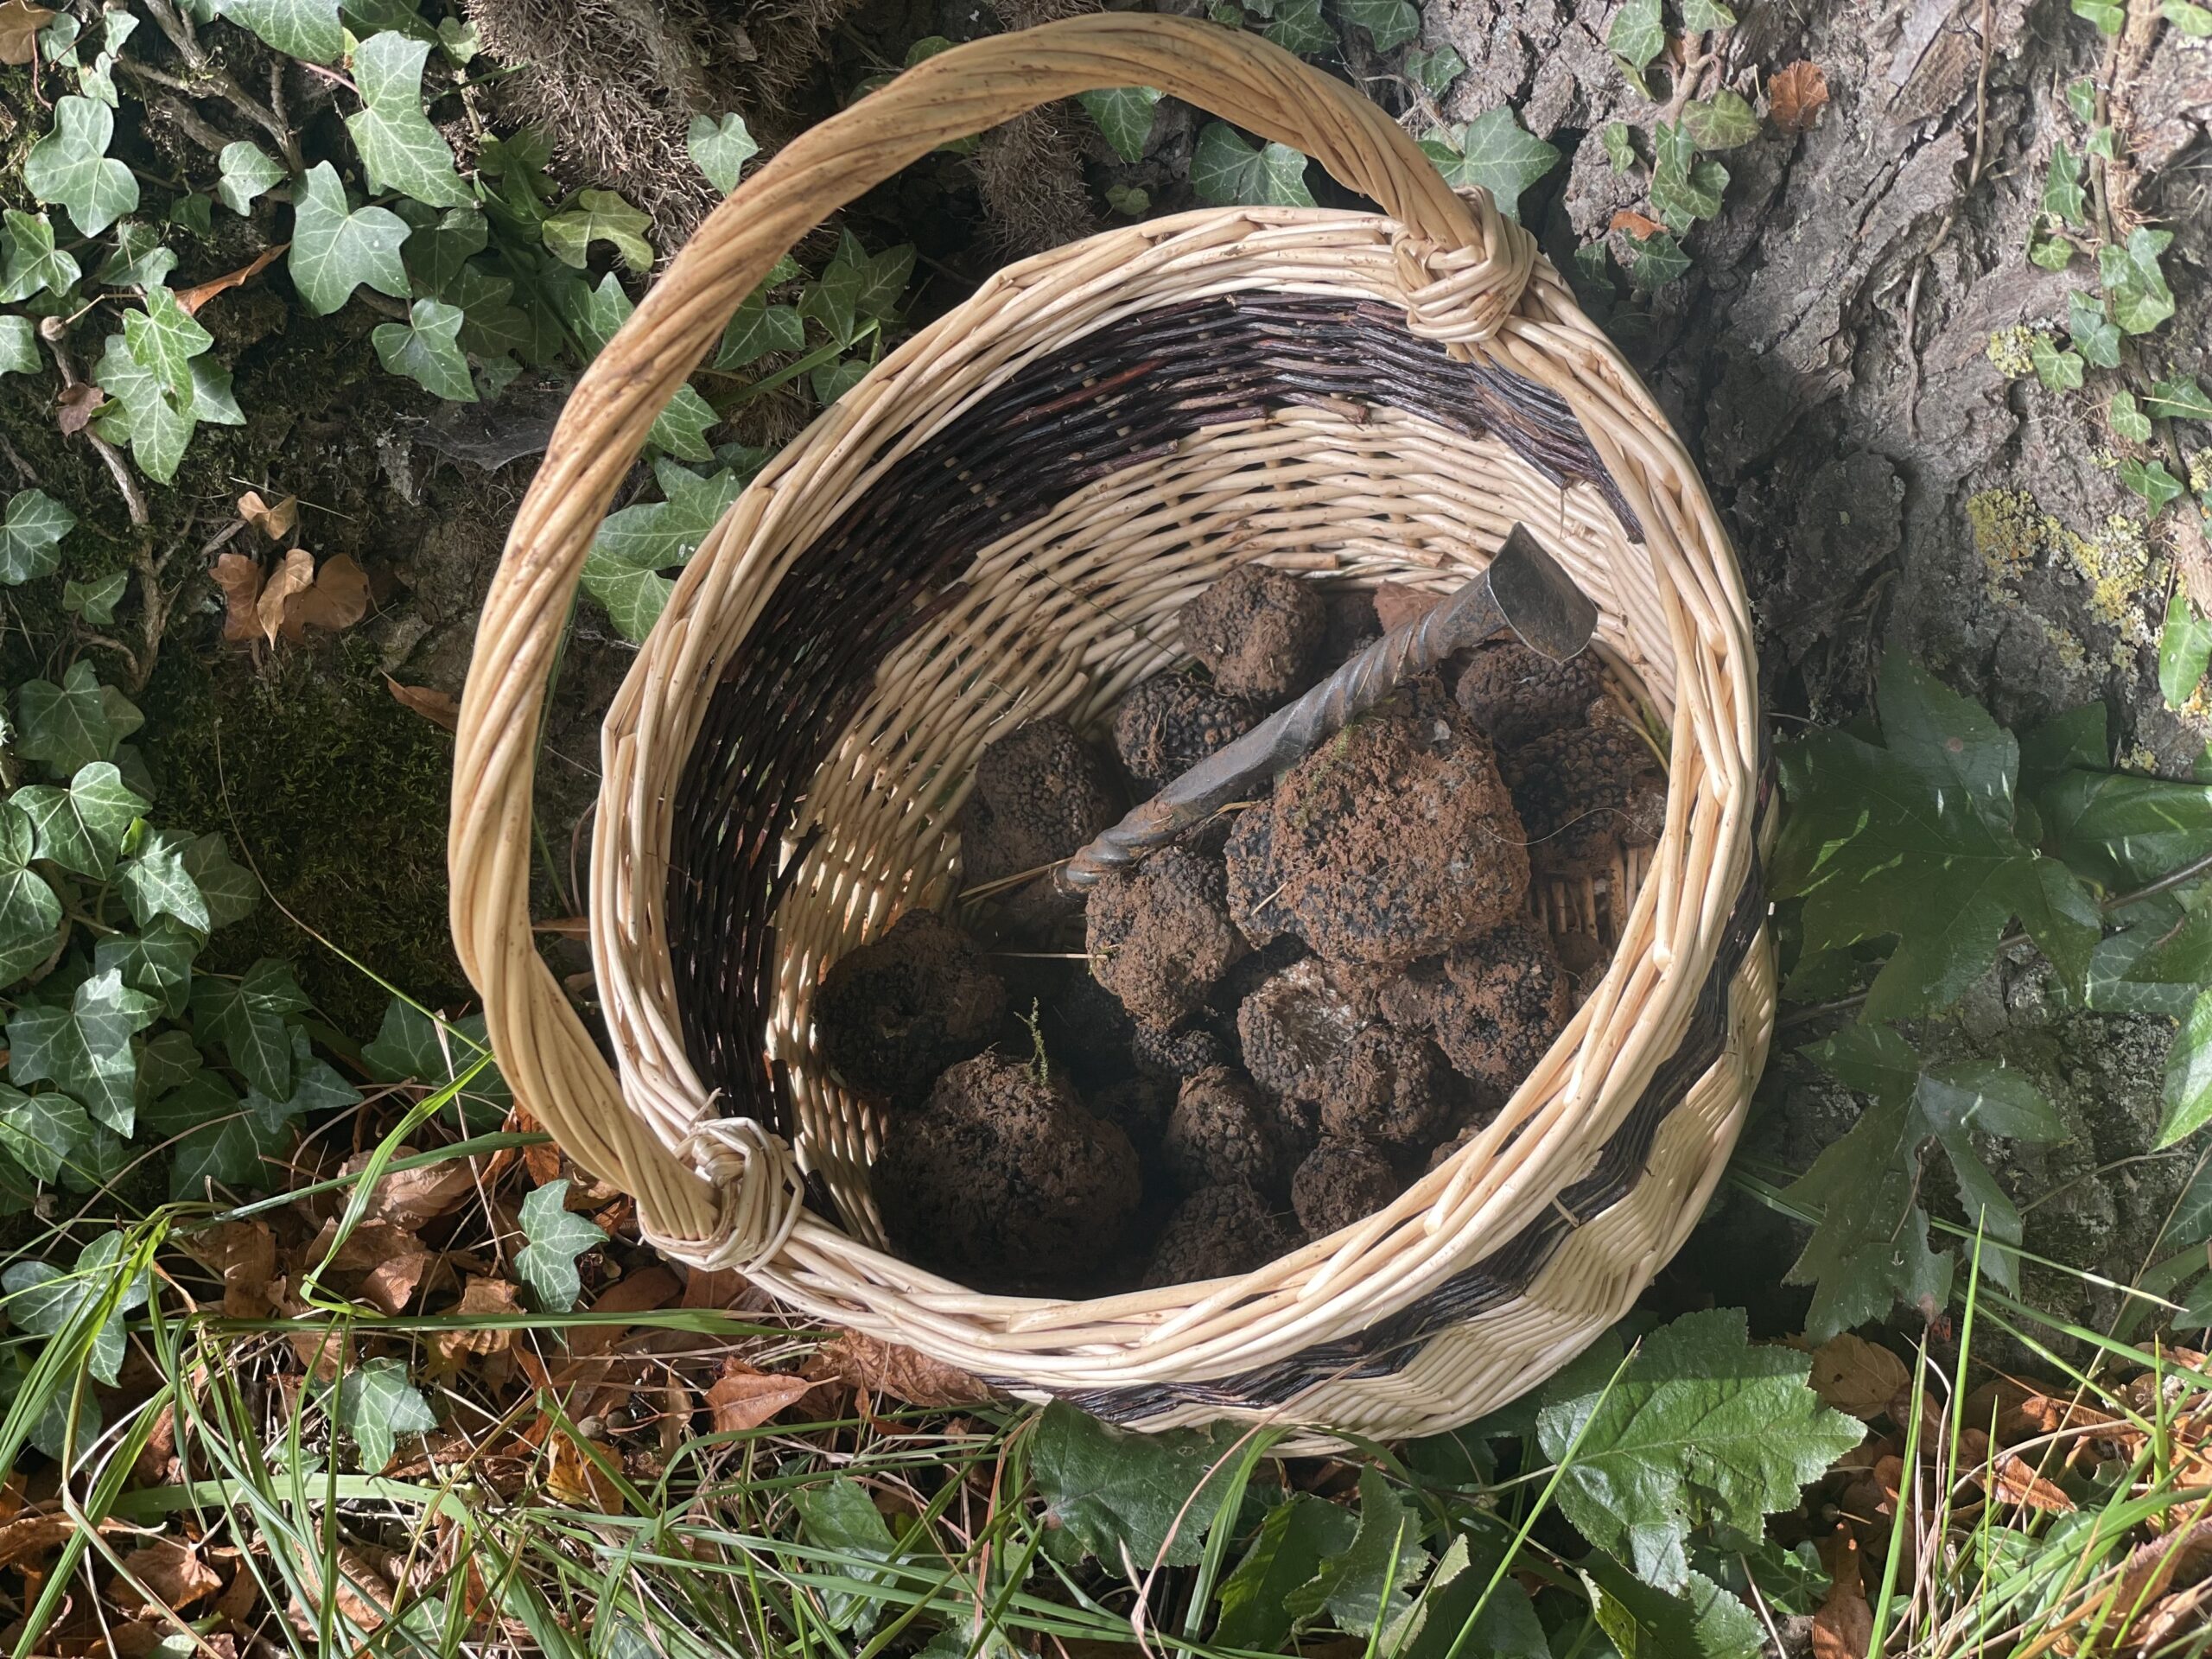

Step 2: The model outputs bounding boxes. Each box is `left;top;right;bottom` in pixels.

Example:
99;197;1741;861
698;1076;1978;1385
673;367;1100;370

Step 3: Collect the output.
385;676;459;732
1811;1548;1872;1659
213;552;264;644
257;548;313;643
235;489;298;542
543;1424;626;1510
176;243;287;317
1809;1333;1911;1420
705;1362;814;1433
55;382;103;436
1769;60;1831;134
0;0;55;66
348;1148;476;1230
435;1275;519;1367
0;1514;80;1571
360;1250;433;1315
1609;209;1668;238
188;1220;276;1319
281;552;369;639
119;1538;223;1613
810;1330;995;1408
1991;1450;2076;1513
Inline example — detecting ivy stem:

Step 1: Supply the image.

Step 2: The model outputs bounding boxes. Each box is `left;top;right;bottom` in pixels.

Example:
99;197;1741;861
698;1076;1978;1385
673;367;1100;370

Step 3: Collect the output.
41;331;150;530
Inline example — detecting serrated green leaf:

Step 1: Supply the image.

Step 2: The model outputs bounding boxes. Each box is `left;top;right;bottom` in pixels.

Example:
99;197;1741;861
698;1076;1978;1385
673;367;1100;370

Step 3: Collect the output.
1263;0;1334;54
189;957;308;1101
24;96;137;237
1216;1495;1357;1651
1629;229;1691;289
1077;87;1160;164
1585;1553;1765;1659
1536;1309;1861;1592
715;289;804;370
2100;227;2176;334
2043;143;2087;227
0;318;38;376
686;112;758;193
2073;0;2126;29
2120;457;2183;512
222;0;343;61
12;761;146;880
1682;90;1758;149
0;803;61;986
0;210;80;302
1030;1402;1240;1569
516;1178;606;1311
1608;0;1664;70
1422;107;1560;221
2030;332;2085;391
1290;1464;1427;1631
16;661;131;778
372;296;474;400
1338;0;1420;49
1405;43;1465;97
181;833;257;928
2066;289;2121;368
0;1232;147;1387
289;162;411;318
0;1087;91;1184
543;189;654;274
2147;376;2212;423
336;1357;436;1472
346;32;472;207
1192;123;1317;208
215;142;284;216
1380;1531;1547;1659
0;489;76;586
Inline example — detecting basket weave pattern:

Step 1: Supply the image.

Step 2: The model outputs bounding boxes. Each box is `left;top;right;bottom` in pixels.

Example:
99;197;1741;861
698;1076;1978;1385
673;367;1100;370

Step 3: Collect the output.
451;16;1771;1440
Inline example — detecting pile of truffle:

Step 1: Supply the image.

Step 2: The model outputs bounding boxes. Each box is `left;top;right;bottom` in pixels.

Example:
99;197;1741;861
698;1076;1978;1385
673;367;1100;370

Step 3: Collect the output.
811;565;1667;1296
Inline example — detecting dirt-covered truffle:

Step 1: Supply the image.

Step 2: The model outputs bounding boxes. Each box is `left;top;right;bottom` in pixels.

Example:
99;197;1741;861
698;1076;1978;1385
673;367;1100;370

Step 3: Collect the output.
1292;1136;1401;1236
1224;679;1530;965
1320;1026;1460;1148
1428;919;1573;1097
1453;643;1611;751
1086;846;1248;1031
1130;1015;1239;1082
1179;564;1325;699
1141;1183;1300;1287
1236;958;1360;1106
1319;588;1380;668
1113;675;1264;790
875;1054;1140;1286
959;719;1121;926
814;910;1007;1105
1503;709;1667;879
1090;1072;1173;1144
1427;1121;1479;1172
1163;1067;1281;1192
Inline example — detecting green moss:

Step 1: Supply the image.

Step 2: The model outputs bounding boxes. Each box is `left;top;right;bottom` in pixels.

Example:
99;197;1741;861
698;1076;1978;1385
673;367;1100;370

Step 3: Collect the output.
148;636;464;1033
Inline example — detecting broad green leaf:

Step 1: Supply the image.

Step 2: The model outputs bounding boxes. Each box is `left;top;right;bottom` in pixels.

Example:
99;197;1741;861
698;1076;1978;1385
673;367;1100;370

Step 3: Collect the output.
221;0;343;62
24;96;137;236
1609;0;1664;71
12;761;145;879
1785;1094;1954;1338
346;33;471;207
123;285;213;404
2043;143;2086;226
1405;44;1465;97
2147;377;2212;423
543;189;654;274
2030;332;2084;392
372;296;474;400
0;318;37;376
2161;991;2212;1147
2066;290;2120;368
2164;595;2212;707
1338;0;1420;49
1422;108;1560;222
1029;1401;1238;1569
1535;1309;1860;1592
119;829;210;932
1915;1060;2063;1291
1380;1533;1547;1659
1192;123;1317;208
2100;227;2176;334
336;1357;436;1471
1215;1495;1357;1650
515;1178;606;1311
0;209;80;302
686;112;758;193
0;489;77;585
1681;0;1737;25
2044;768;2212;891
0;1232;148;1387
2120;457;2183;512
0;1087;91;1183
582;459;747;640
2168;0;2212;32
787;1479;900;1634
1263;0;1334;54
289;162;412;317
6;969;159;1136
189;957;309;1101
0;803;61;985
1288;1464;1428;1631
1077;87;1160;164
181;833;257;927
1681;90;1758;149
1630;230;1691;289
216;142;284;215
715;289;804;370
94;915;199;1020
16;661;132;778
1584;1552;1765;1659
2073;0;2126;30
144;1071;289;1198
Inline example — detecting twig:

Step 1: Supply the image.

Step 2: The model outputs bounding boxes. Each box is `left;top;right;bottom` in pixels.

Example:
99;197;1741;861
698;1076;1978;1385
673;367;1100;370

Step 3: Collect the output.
41;328;149;529
133;0;303;173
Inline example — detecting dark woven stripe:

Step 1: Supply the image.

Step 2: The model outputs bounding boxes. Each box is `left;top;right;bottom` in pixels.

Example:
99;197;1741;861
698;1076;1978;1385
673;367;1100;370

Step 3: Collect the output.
1043;867;1766;1421
666;291;1633;1116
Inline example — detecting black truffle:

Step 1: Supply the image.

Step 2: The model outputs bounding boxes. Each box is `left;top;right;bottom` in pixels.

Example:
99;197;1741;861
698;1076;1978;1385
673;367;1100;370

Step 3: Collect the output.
1292;1136;1402;1236
1428;919;1573;1098
959;719;1122;927
1141;1182;1300;1288
1319;1025;1461;1149
1236;958;1360;1107
1086;846;1248;1032
814;910;1006;1105
1113;675;1264;791
1453;642;1611;750
1163;1066;1281;1192
1502;707;1667;880
1179;564;1325;699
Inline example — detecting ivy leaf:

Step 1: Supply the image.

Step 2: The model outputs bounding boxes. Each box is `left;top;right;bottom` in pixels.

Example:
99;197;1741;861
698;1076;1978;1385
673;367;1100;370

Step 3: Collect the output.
123;285;213;404
1649;121;1728;232
2167;0;2212;34
1405;44;1465;97
788;1479;901;1634
0;317;35;376
2120;457;2183;513
1608;0;1664;72
1681;90;1759;149
0;489;76;585
0;803;61;984
1421;109;1560;222
0;1232;148;1387
372;296;474;401
2161;990;2212;1147
1630;230;1692;289
515;1178;606;1311
2099;227;2176;334
215;141;283;215
1535;1310;1862;1592
715;288;805;370
0;210;79;302
96;221;177;289
89;324;243;485
93;914;200;1020
1030;1402;1238;1569
1602;122;1637;175
143;1070;291;1198
2147;377;2212;423
1192;123;1316;208
1263;0;1334;54
582;459;747;641
220;0;343;62
1077;87;1160;164
1681;0;1737;25
2073;0;2126;30
6;969;159;1136
189;957;309;1101
686;112;758;193
2042;143;2087;227
1215;1496;1357;1651
12;760;146;879
1338;0;1420;50
2065;290;2121;369
63;571;127;626
24;96;137;236
1771;657;2101;1017
346;33;471;208
543;189;654;274
336;1357;436;1472
0;1087;92;1184
2030;332;2085;392
16;661;136;778
2110;390;2154;442
181;833;257;928
289;162;412;317
559;274;717;458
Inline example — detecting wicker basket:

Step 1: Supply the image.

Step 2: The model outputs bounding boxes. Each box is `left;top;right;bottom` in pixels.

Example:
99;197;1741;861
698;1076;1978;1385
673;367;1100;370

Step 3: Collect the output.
449;14;1775;1444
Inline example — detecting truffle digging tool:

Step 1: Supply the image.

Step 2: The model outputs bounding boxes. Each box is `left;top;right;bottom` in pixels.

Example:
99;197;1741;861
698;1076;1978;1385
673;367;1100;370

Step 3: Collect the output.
1059;526;1598;890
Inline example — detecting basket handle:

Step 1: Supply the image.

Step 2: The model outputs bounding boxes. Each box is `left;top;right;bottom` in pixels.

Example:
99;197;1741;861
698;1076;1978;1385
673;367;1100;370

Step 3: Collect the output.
449;13;1539;1262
